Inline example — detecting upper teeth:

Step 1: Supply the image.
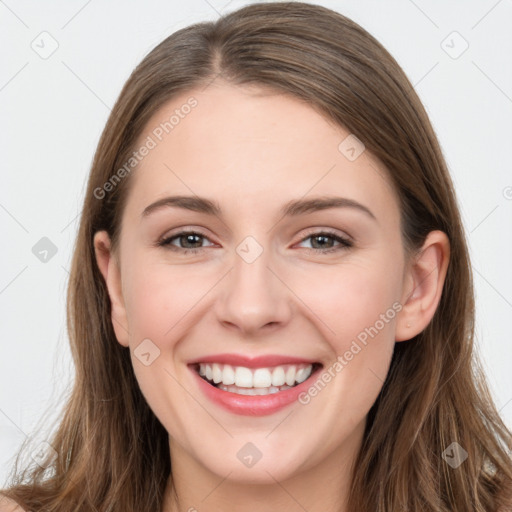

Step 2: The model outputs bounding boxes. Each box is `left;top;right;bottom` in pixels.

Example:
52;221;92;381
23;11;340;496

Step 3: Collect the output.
198;363;313;388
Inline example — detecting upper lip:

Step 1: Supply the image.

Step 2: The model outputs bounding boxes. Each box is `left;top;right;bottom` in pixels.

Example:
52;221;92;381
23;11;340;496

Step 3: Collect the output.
187;353;320;369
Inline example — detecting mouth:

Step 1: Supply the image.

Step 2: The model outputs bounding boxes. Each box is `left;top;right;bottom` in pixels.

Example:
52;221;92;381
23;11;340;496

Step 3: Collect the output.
190;361;323;396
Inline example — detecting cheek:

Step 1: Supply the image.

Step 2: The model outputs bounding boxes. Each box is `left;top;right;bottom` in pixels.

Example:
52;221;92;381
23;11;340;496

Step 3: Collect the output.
289;256;400;406
123;258;212;343
290;255;401;347
121;258;209;432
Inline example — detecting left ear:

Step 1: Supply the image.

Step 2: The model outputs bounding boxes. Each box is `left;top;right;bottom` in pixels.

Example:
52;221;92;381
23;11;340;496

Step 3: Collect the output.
395;230;450;342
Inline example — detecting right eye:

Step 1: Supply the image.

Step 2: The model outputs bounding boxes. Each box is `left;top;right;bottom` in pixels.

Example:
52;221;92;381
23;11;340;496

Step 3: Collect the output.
157;230;215;255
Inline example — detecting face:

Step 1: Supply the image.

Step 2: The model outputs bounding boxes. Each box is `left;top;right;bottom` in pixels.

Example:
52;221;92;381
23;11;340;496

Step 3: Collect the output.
95;81;418;484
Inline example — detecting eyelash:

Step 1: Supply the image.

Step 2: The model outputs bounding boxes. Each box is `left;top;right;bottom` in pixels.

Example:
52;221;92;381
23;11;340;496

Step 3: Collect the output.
157;229;353;255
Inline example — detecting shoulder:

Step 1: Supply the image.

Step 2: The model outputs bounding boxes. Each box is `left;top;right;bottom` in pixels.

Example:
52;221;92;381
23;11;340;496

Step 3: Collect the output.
0;496;26;512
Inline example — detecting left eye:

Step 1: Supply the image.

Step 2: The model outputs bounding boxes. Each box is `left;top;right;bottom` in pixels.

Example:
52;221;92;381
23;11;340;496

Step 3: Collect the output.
157;230;353;255
296;231;352;253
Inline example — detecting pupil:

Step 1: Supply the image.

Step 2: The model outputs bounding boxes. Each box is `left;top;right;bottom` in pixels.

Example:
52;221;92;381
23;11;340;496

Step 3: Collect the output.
184;234;201;247
314;235;331;248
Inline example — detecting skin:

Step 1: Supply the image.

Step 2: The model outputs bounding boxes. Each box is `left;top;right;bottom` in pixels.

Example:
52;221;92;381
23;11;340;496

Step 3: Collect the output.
94;81;449;512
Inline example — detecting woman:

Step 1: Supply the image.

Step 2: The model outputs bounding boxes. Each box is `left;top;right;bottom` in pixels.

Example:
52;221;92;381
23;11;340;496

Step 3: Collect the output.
2;2;511;511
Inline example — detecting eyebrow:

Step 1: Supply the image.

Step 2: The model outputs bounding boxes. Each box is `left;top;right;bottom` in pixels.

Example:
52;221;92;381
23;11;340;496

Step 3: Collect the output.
141;195;376;221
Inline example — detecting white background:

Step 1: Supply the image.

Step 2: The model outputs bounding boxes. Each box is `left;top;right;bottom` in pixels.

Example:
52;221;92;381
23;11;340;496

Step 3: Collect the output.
1;0;511;485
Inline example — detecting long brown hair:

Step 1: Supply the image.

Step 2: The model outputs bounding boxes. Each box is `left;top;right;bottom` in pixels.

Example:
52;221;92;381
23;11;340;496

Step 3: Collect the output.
2;2;511;511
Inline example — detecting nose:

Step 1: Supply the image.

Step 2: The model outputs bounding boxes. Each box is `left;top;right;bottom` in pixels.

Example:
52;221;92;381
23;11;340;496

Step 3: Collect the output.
214;242;292;336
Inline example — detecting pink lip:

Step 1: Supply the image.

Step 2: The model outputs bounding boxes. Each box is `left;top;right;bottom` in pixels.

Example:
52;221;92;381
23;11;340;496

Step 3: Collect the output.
188;363;322;417
187;353;318;368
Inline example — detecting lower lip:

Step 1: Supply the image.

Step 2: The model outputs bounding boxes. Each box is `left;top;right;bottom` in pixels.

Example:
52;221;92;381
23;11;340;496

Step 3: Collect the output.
189;364;322;416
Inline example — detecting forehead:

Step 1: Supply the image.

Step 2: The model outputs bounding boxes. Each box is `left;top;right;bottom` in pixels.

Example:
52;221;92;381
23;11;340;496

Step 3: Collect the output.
123;82;400;226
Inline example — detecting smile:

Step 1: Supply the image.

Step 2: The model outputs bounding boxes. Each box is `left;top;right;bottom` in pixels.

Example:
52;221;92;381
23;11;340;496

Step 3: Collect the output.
189;359;323;416
195;362;319;395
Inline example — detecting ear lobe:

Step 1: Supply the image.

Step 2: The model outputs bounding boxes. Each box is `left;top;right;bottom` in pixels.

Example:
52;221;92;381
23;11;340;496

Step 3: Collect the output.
93;230;130;347
395;230;450;342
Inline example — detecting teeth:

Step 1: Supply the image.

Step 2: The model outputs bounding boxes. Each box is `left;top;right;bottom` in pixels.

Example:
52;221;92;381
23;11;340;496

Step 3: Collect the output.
253;368;272;388
271;366;286;386
217;384;293;395
212;363;223;384
197;362;315;389
295;366;312;383
285;366;296;386
222;364;235;385
235;367;253;388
